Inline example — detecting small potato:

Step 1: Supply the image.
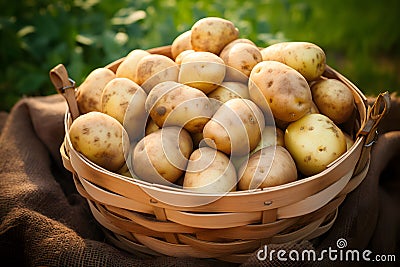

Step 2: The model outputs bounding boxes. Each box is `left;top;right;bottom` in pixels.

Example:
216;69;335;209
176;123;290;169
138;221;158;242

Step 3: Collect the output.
191;17;239;54
69;111;129;171
238;146;297;190
261;42;326;81
171;30;192;59
115;49;150;82
132;127;193;184
76;68;115;114
220;43;262;83
220;38;257;59
101;78;148;141
175;49;195;65
178;51;226;94
311;79;355;124
135;54;179;93
249;61;312;122
203;98;265;156
183;147;237;193
207;81;250;105
145;81;214;133
284;113;347;176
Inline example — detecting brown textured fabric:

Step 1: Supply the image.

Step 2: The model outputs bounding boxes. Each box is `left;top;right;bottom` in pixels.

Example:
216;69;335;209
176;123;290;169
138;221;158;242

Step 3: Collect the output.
1;94;399;266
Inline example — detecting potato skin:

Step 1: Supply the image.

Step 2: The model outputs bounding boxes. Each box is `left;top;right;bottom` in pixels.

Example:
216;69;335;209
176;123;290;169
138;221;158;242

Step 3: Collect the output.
238;146;297;190
101;77;148;141
116;49;150;82
203;98;265;156
76;68;115;114
249;60;312;122
207;81;250;105
132;127;193;184
183;147;237;193
69;111;129;171
145;81;214;133
261;42;326;81
311;79;355;124
171;30;192;60
284;113;347;176
191;17;239;54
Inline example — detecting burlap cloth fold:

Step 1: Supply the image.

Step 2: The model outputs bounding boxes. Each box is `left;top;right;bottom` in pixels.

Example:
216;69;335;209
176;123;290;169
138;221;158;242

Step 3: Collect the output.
1;94;399;266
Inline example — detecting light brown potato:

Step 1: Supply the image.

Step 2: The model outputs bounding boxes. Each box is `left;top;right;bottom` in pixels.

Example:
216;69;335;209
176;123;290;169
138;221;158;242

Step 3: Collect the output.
171;30;192;59
284;113;347;176
132;127;193;184
261;42;326;81
238;146;297;190
219;38;257;59
76;68;115;114
220;43;262;83
178;51;226;94
115;49;150;82
183;147;237;193
135;54;179;93
249;60;312;122
191;17;239;54
145;81;214;133
69;111;129;171
145;117;160;136
207;81;250;105
203;98;265;156
175;49;195;65
311;79;355;124
101;77;148;141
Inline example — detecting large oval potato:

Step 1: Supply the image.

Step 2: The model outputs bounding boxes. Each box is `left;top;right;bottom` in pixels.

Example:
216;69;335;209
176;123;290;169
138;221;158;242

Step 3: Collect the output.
249;60;312;122
135;54;179;93
220;42;262;83
178;51;226;94
132;127;193;184
191;17;239;54
183;147;237;193
203;98;265;156
115;49;150;82
76;68;115;114
311;78;355;124
171;30;192;60
69;111;129;171
101;77;148;141
238;146;297;190
261;42;326;81
284;113;347;176
145;81;214;133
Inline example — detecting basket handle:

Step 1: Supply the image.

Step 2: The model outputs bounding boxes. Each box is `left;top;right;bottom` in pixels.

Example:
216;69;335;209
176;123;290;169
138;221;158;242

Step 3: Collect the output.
49;64;80;121
354;91;391;175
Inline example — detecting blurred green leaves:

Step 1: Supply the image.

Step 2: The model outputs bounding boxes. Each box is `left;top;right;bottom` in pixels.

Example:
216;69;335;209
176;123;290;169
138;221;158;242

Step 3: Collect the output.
0;0;399;111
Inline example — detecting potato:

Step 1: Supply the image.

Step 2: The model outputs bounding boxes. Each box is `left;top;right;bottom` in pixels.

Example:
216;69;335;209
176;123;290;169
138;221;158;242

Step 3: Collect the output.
311;79;355;124
191;17;239;54
284;113;347;176
183;147;237;193
249;60;312;122
238;146;297;190
220;43;262;83
145;117;160;136
69;111;129;171
145;81;214;133
115;49;150;82
261;42;326;81
76;68;115;114
135;54;179;93
175;49;195;65
171;30;192;59
207;81;250;105
203;98;265;156
101;77;147;141
219;38;257;59
132;127;193;184
178;51;226;94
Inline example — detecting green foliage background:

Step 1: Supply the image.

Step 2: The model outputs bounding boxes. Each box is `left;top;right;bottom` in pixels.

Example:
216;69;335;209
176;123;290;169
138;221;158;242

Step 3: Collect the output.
1;0;399;111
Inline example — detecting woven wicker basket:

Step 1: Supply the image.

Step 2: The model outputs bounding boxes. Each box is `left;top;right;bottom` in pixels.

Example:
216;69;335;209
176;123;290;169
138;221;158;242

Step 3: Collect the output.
51;46;389;263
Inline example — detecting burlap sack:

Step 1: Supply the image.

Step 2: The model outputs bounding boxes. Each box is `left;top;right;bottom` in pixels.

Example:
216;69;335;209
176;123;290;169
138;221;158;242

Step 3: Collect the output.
0;94;399;266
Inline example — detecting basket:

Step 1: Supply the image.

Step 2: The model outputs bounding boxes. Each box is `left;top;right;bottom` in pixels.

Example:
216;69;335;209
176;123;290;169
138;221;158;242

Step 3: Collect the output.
50;46;390;263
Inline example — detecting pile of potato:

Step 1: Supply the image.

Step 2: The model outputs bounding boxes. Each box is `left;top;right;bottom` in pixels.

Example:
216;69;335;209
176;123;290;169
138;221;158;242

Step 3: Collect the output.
69;17;356;193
